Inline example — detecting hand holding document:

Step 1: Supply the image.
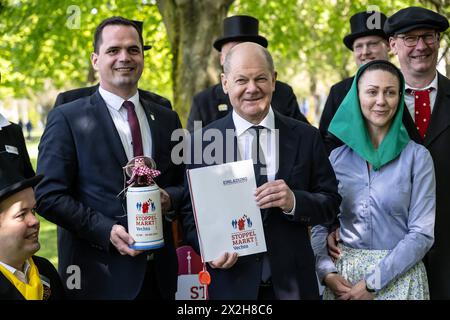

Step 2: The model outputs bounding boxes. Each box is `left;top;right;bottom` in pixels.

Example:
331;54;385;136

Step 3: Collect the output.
187;160;267;262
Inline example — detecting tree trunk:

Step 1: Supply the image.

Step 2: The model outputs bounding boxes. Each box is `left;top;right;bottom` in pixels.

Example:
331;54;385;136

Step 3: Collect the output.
156;0;234;122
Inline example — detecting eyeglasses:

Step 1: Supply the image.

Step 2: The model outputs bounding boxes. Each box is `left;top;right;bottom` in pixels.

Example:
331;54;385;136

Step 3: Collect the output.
396;33;438;47
353;40;383;52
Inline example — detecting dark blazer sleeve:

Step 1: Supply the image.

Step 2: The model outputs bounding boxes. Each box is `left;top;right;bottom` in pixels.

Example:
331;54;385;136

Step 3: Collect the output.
319;78;354;154
161;112;185;213
289;128;341;226
187;93;203;132
319;84;338;139
180;176;200;253
179;133;203;253
35;107;116;251
320;84;344;154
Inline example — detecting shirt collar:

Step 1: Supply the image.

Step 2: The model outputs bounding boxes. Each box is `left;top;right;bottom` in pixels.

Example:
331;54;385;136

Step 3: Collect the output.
0;113;10;129
0;259;30;276
233;106;275;137
98;87;140;111
405;72;438;93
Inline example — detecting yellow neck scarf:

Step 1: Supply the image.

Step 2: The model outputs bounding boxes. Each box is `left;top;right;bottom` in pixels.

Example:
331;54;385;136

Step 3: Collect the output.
0;257;43;300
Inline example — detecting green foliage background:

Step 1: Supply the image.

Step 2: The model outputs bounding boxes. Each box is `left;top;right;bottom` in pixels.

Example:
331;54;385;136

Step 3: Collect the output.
2;0;443;122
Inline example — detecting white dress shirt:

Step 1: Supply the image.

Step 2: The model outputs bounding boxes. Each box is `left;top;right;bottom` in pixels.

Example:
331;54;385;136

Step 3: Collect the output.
232;107;277;181
0;113;10;130
405;72;438;121
232;107;295;214
99;87;152;161
0;259;31;284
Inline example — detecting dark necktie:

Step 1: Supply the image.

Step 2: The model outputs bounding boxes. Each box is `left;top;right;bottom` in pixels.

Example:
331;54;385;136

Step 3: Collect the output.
248;125;268;187
123;101;143;157
248;126;271;282
408;88;433;139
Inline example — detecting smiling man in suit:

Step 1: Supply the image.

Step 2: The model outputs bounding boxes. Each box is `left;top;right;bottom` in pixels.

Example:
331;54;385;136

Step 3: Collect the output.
35;16;184;299
182;42;340;300
53;20;172;110
186;15;309;133
384;6;450;300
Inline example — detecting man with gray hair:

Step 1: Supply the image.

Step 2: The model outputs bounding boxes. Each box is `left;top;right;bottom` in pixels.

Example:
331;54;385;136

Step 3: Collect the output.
187;15;308;132
182;42;340;300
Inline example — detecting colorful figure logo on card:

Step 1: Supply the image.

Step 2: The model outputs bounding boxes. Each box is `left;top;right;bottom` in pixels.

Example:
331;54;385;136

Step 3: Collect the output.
231;214;253;231
135;198;156;213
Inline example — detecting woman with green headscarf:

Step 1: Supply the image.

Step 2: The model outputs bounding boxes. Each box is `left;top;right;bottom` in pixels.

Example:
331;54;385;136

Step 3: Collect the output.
311;60;435;300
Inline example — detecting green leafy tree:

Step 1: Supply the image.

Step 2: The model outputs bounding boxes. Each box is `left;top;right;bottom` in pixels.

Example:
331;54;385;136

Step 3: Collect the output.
0;1;172;119
0;0;447;125
156;0;234;121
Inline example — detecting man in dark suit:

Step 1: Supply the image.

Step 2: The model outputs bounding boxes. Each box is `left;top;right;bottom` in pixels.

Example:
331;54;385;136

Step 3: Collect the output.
0;73;34;179
182;42;341;300
187;15;308;132
53;20;172;110
385;6;450;300
319;11;390;153
0;160;64;300
35;16;184;299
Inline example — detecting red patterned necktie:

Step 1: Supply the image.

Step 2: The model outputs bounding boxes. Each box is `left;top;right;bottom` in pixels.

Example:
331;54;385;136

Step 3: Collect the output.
122;101;144;157
411;89;433;139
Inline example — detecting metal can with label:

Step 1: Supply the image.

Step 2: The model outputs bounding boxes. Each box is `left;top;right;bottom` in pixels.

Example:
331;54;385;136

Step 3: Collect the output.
126;184;164;250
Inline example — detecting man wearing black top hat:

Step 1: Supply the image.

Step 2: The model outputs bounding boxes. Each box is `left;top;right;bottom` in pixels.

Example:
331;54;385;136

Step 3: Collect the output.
319;10;390;153
384;6;450;299
0;72;34;179
186;15;308;132
0;160;64;300
53;20;172;110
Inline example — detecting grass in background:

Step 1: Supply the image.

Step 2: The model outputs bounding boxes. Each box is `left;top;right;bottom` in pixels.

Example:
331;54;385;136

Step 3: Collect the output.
38;215;58;267
27;131;58;268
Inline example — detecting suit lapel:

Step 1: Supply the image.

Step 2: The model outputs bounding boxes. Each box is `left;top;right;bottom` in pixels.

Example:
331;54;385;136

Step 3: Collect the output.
90;91;128;166
424;73;450;146
139;95;161;163
218;112;239;162
274;112;297;181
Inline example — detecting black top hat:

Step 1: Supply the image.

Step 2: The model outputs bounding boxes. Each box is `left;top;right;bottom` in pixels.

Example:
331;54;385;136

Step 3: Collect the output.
132;20;152;51
0;157;42;203
384;6;449;37
343;11;388;50
213;15;268;51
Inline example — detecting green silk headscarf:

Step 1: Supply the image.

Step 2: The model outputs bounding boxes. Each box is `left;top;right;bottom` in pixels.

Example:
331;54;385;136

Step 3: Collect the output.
328;60;410;170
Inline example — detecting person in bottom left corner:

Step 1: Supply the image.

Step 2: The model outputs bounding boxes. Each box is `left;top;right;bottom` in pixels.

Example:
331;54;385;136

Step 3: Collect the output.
0;158;64;300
